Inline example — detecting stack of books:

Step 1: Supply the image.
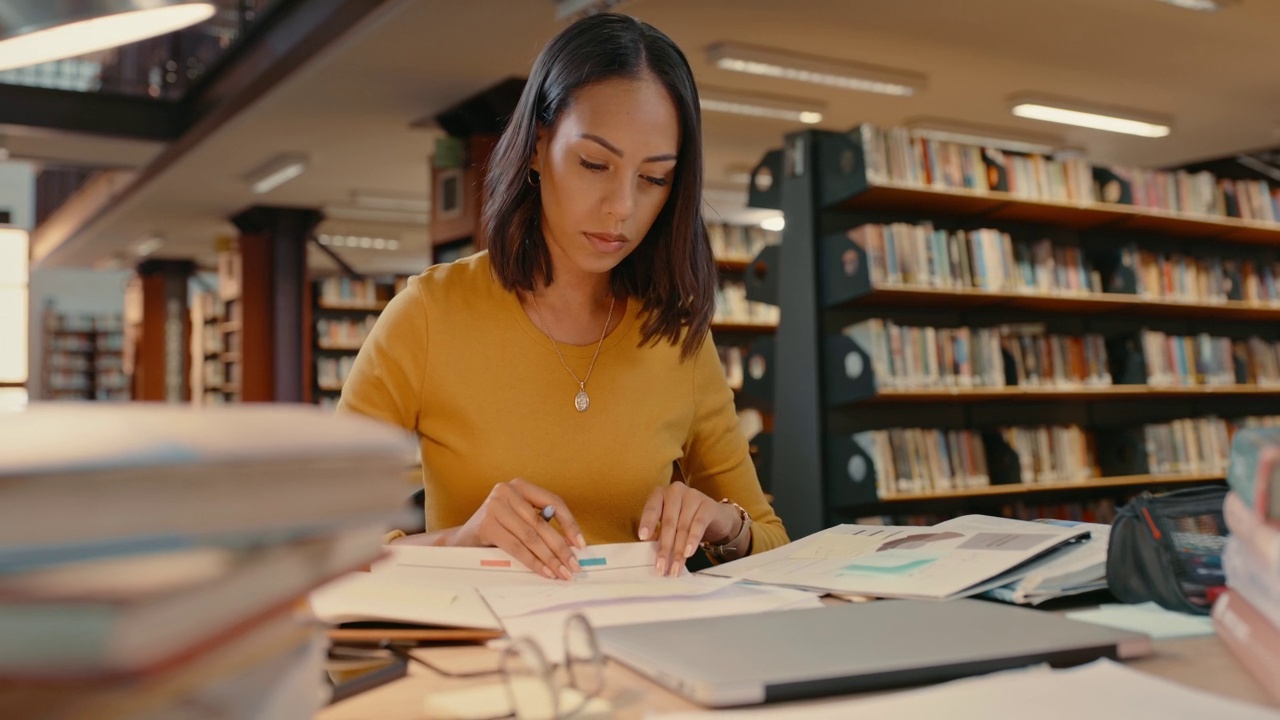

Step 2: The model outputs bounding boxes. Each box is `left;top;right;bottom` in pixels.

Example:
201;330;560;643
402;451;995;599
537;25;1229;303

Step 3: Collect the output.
0;404;416;719
1216;427;1280;702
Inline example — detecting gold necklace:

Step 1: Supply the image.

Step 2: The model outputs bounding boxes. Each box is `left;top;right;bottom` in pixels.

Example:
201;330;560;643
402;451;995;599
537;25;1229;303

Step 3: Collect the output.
530;293;615;413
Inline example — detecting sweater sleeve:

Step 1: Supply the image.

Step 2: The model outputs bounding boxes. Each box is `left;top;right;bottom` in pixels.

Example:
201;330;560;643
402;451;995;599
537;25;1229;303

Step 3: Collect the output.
336;275;428;432
682;334;790;555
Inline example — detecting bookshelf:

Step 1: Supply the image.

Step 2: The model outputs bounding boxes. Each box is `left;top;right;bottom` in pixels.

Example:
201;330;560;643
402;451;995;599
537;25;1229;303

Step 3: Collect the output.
311;275;409;409
745;125;1276;536
708;222;781;493
191;290;231;405
41;306;127;401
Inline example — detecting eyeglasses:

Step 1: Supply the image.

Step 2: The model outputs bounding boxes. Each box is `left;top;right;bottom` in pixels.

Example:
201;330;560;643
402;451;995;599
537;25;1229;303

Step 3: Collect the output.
328;613;605;720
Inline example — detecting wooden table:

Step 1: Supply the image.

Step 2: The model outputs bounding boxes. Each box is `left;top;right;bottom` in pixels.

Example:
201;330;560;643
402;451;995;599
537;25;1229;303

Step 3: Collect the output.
316;629;1276;719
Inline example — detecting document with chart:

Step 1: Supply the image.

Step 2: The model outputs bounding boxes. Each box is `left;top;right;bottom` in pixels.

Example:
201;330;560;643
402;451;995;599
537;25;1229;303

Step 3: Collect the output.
702;516;1089;600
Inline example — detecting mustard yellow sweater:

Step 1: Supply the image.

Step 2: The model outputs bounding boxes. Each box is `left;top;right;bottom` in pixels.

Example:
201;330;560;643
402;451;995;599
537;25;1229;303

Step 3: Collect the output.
337;252;787;554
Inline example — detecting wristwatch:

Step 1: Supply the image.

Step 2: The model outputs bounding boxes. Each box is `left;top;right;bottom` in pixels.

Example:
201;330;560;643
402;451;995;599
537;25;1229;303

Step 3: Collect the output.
700;499;753;562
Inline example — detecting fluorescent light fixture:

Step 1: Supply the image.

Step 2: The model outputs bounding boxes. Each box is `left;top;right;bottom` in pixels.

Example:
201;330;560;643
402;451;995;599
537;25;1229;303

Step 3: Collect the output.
760;215;785;232
0;1;216;73
1156;0;1236;11
317;234;403;251
245;153;309;195
707;42;925;97
323;205;428;225
352;191;430;213
1009;94;1172;138
905;117;1067;156
700;87;825;125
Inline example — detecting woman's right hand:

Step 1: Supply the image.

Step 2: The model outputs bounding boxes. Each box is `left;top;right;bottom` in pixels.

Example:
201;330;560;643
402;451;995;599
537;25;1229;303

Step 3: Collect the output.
450;478;585;580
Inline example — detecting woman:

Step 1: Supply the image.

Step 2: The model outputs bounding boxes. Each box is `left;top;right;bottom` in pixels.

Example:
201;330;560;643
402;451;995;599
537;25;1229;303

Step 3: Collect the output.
339;12;788;580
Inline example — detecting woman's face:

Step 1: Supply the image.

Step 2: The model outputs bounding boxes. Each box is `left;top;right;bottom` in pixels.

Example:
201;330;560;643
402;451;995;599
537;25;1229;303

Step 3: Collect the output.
533;73;681;280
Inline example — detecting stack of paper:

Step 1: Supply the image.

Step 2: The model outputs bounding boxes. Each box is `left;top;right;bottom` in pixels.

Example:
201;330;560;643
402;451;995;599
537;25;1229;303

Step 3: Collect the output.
0;404;416;720
947;516;1111;605
312;542;823;662
702;515;1089;600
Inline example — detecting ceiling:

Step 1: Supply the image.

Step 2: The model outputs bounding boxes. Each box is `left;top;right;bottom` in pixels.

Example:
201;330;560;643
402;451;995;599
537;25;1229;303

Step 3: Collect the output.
26;0;1280;271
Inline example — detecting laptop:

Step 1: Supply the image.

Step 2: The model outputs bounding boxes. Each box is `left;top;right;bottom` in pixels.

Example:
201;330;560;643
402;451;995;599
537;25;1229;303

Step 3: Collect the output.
596;598;1152;707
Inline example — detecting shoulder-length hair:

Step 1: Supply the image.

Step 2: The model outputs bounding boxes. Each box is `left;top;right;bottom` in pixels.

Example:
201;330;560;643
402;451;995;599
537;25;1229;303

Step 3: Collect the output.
483;13;713;361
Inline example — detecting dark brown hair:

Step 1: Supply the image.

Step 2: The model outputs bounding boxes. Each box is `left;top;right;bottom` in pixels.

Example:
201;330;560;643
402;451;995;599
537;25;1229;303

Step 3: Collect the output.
483;13;714;361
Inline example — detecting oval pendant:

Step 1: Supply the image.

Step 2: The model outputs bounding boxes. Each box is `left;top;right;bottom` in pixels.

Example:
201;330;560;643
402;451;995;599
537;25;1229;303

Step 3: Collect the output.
574;390;590;413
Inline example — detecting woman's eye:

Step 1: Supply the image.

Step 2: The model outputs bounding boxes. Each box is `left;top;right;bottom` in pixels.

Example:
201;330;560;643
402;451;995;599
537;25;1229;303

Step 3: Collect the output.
642;175;668;188
579;159;608;172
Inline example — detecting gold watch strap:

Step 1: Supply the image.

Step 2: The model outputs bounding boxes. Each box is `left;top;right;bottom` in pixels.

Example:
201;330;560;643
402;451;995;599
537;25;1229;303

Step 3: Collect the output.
700;499;752;561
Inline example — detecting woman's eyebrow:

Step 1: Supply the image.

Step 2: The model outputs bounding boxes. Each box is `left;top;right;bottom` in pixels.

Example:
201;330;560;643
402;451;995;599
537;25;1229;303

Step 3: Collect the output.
579;133;677;163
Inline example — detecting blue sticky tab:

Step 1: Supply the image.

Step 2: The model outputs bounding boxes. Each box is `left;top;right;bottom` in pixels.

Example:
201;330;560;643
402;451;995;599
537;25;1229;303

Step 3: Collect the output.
578;557;607;567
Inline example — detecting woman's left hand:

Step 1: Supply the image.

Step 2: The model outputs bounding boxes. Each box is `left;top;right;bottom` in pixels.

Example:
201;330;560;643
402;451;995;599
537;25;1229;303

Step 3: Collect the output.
638;483;742;577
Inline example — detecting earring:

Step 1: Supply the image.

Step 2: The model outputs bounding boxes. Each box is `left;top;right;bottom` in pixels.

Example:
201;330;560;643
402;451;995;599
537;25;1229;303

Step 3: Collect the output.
527;168;540;187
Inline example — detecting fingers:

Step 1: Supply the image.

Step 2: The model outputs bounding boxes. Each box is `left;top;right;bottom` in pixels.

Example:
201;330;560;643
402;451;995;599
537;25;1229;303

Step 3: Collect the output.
510;478;586;550
638;487;664;543
681;502;715;565
485;522;555;579
494;492;577;581
656;486;682;577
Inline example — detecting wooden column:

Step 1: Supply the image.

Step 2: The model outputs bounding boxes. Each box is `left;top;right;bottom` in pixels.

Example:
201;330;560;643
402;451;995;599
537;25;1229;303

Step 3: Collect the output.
229;206;323;403
130;259;195;403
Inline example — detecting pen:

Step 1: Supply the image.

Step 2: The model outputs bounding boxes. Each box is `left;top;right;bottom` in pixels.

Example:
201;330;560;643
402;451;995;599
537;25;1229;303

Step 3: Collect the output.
541;505;555;522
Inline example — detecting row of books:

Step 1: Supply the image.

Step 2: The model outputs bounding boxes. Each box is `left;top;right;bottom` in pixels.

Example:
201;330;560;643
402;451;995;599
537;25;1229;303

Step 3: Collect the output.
317;356;357;391
43;312;125;334
846;319;1112;389
708;222;779;262
1140;331;1280;387
316;316;378;350
201;324;226;355
1125;247;1280;305
1217;428;1280;703
865;414;1280;499
1108;167;1280;223
861;427;991;498
714;280;780;326
849;223;1102;294
0;405;414;717
315;277;387;308
1000;424;1095;485
854;123;1280;223
1141;416;1233;476
858;124;1095;204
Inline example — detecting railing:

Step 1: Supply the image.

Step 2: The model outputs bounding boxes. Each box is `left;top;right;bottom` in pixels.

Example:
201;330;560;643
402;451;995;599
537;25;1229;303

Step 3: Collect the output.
0;0;284;100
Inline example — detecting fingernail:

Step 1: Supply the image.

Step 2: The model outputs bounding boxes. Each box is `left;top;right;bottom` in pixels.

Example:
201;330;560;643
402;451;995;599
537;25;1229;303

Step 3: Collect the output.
638;527;650;541
570;558;582;573
559;566;574;581
541;566;555;579
655;558;666;576
577;534;587;549
684;543;695;558
669;563;681;577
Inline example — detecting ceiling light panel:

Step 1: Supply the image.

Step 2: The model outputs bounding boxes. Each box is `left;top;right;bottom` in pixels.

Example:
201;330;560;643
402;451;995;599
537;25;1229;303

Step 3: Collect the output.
707;42;926;97
1009;94;1172;138
700;87;825;125
0;1;216;72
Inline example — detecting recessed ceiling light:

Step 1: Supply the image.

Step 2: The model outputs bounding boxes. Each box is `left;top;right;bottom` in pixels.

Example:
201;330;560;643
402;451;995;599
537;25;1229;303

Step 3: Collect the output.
707;42;925;97
0;1;216;72
1009;94;1172;138
700;87;825;125
1155;0;1237;11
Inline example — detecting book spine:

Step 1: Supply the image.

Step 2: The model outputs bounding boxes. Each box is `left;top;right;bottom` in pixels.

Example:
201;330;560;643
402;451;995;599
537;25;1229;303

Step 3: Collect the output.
1212;590;1280;704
